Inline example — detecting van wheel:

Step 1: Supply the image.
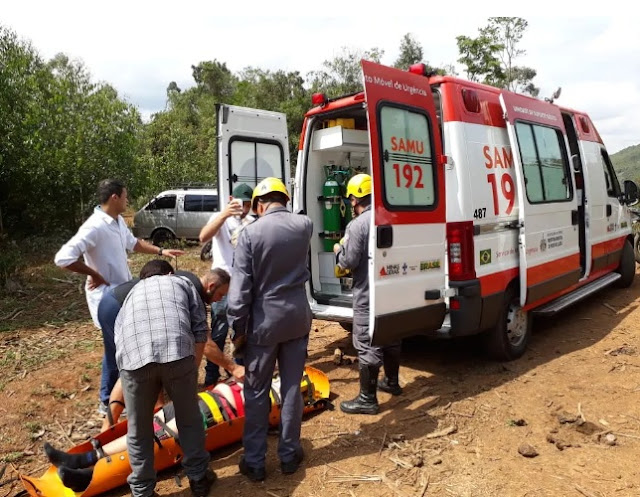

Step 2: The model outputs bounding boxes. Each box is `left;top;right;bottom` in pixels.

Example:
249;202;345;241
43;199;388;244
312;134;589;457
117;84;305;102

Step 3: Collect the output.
634;233;640;264
152;228;174;246
484;288;531;361
200;240;212;261
615;239;635;288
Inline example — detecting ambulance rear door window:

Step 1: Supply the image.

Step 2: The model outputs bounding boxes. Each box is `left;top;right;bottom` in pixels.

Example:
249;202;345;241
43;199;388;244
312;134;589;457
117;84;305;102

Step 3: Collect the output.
379;105;436;209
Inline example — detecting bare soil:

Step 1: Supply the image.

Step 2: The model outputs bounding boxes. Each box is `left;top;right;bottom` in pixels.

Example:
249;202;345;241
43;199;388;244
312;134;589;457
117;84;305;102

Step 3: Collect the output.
1;247;640;497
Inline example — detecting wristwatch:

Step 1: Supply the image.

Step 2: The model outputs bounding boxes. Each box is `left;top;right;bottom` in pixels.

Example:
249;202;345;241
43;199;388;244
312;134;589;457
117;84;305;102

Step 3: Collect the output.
158;248;164;256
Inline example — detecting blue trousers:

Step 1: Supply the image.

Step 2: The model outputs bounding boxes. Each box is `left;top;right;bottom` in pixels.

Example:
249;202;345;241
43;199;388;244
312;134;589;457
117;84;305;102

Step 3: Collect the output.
243;334;309;468
205;296;242;385
97;289;121;404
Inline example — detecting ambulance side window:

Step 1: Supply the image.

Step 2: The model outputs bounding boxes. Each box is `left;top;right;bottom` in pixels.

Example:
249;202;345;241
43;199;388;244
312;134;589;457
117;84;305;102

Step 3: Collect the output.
515;122;572;204
600;149;621;198
379;105;436;209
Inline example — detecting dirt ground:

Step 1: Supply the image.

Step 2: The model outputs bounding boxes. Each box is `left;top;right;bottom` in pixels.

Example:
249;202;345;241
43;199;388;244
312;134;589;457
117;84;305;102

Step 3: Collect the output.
1;246;640;497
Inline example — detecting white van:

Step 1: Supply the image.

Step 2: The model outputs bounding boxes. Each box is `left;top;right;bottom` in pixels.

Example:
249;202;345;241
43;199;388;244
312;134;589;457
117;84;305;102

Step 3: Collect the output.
215;60;639;360
132;187;219;245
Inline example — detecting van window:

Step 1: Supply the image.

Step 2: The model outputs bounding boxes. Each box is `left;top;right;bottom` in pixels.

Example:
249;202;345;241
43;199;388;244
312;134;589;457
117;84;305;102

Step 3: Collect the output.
600;150;621;198
202;195;218;212
379;105;436;208
515;122;572;203
230;139;285;189
184;195;203;212
148;195;176;210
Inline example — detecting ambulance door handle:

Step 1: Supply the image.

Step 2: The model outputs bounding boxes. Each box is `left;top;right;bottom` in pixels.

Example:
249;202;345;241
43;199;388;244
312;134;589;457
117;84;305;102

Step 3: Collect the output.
606;204;612;217
377;225;393;248
571;210;578;226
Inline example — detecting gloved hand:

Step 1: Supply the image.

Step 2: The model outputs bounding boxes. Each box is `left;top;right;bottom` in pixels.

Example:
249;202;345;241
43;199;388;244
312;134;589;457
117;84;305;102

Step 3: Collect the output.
334;265;351;278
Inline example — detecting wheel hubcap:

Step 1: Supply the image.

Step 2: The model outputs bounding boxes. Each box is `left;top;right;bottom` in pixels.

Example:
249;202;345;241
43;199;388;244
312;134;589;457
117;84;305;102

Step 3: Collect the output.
506;303;528;347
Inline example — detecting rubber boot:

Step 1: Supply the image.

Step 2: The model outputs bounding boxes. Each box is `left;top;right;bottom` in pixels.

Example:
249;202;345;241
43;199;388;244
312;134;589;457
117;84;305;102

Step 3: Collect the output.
340;364;379;415
378;352;402;396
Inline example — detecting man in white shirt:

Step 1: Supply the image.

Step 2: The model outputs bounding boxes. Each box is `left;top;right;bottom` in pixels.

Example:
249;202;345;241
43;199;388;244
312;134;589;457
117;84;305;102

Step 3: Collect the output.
199;183;254;386
54;178;184;413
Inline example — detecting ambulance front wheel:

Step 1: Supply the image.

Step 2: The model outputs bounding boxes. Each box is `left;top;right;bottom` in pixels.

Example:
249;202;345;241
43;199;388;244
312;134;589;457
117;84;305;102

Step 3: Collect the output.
615;239;635;288
484;288;531;361
633;233;640;265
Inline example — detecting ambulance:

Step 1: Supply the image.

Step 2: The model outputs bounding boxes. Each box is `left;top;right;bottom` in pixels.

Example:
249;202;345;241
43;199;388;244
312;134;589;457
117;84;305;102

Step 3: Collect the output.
215;60;639;360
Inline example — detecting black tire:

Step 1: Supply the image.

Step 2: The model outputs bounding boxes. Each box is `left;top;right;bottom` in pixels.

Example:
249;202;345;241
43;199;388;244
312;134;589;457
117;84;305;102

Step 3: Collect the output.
200;240;213;262
615;239;635;288
484;287;531;361
151;228;174;247
634;233;640;265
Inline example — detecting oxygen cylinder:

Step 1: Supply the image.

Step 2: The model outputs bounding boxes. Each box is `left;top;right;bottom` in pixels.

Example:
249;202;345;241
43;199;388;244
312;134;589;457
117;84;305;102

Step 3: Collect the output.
322;174;342;251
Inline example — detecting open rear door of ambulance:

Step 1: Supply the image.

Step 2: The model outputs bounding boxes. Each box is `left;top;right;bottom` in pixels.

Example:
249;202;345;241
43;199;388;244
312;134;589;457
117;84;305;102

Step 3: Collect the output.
362;61;446;346
499;92;581;308
216;104;290;209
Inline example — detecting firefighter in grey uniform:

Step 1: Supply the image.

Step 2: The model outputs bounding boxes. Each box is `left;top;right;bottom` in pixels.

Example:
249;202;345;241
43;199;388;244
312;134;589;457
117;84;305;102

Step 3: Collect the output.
227;177;313;481
334;173;403;415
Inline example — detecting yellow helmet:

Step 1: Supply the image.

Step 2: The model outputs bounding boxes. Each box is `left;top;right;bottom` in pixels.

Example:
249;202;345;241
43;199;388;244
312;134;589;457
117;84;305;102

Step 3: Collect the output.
252;177;290;209
346;173;372;198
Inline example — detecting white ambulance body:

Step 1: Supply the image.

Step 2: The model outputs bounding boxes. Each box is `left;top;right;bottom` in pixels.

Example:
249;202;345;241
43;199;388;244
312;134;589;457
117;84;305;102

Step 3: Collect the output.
216;61;639;360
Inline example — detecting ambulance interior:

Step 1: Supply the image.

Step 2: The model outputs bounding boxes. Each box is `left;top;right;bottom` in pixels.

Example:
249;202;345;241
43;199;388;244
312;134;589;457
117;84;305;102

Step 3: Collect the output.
303;107;371;306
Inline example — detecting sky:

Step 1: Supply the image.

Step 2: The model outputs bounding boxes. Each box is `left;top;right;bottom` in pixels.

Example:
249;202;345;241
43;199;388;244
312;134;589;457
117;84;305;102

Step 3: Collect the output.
3;5;639;154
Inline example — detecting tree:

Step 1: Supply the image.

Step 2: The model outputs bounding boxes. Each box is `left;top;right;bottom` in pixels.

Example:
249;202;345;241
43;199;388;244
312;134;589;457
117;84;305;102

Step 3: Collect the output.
307;47;384;96
394;33;423;70
456;17;539;96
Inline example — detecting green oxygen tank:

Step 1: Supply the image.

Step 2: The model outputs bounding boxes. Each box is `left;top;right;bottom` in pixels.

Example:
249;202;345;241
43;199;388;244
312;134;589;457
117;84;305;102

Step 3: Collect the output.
322;169;342;251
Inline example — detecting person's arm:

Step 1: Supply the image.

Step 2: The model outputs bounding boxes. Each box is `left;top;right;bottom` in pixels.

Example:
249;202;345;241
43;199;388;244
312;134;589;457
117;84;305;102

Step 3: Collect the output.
203;339;245;381
199;202;243;243
186;280;209;349
226;229;254;338
133;238;184;258
335;220;364;271
54;223;107;288
194;341;206;367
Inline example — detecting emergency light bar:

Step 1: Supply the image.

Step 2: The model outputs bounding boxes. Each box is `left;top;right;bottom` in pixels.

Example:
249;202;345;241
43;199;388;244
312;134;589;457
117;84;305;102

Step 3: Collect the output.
312;93;328;107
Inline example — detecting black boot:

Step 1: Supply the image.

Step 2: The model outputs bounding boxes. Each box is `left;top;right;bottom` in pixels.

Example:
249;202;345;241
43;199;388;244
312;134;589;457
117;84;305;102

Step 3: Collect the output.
340;364;379;415
57;466;94;492
378;351;402;396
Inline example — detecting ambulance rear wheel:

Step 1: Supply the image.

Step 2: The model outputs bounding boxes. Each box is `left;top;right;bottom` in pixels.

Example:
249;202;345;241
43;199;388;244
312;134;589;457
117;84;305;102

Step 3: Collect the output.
484;288;531;361
615;239;635;288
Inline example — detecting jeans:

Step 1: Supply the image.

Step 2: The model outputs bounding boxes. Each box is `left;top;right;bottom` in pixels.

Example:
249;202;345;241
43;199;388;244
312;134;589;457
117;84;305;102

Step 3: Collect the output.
121;357;209;497
97;289;121;404
205;296;243;385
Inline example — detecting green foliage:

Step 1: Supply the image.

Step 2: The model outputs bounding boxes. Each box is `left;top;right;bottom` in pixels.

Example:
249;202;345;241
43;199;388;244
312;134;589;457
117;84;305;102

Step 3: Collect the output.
610;144;640;183
456;17;539;96
394;33;424;70
0;25;142;234
308;47;384;96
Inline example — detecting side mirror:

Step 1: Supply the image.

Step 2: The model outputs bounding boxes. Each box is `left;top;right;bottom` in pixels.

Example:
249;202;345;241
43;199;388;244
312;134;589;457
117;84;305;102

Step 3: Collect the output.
623;180;639;206
571;154;582;172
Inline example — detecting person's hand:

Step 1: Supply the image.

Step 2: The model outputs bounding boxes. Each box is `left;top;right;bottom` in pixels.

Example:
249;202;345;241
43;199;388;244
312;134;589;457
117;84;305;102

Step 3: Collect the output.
333;243;341;254
88;273;108;290
223;199;243;219
229;364;245;382
162;249;185;257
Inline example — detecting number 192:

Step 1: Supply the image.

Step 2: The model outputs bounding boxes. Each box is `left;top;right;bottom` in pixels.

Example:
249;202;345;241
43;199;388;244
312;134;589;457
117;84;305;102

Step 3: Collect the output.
393;163;425;188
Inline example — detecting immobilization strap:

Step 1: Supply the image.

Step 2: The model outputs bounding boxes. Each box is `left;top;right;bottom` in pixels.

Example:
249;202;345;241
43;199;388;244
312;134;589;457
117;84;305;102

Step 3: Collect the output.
107;400;125;427
301;374;315;405
215;390;237;420
91;438;110;463
228;382;245;418
198;398;215;428
209;391;231;423
199;392;224;424
153;415;179;445
269;385;281;408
